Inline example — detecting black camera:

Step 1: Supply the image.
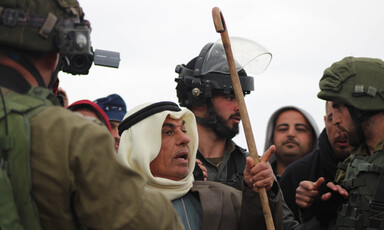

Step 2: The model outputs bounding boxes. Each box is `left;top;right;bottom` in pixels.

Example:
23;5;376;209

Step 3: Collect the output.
57;22;120;75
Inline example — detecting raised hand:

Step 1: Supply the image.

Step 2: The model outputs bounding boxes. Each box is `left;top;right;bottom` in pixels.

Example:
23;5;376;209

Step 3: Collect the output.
244;145;275;192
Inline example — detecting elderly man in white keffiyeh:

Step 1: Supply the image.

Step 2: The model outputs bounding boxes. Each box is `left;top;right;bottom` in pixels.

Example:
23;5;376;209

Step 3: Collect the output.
118;101;282;230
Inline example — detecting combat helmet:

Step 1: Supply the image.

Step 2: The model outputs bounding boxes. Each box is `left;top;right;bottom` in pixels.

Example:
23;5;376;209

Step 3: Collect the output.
175;42;255;108
318;56;384;111
175;38;271;138
318;56;384;145
0;0;96;75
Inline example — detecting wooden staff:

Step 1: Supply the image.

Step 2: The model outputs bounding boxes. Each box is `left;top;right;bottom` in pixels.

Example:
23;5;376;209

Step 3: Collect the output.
212;7;275;230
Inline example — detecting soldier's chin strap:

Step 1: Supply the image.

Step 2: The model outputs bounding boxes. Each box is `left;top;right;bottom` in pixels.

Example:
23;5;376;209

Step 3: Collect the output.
346;106;365;146
346;105;382;147
195;100;236;140
48;62;61;89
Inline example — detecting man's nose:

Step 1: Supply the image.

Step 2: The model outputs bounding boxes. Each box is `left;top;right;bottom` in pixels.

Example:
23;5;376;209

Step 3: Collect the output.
177;130;190;145
233;100;239;112
332;113;341;125
287;127;296;137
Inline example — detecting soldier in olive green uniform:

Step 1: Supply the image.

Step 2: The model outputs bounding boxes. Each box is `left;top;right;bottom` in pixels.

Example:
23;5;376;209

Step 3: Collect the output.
316;57;384;229
0;0;183;229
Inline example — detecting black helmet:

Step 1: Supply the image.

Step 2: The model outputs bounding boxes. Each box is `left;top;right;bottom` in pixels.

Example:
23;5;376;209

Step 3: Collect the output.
174;39;272;139
175;42;254;108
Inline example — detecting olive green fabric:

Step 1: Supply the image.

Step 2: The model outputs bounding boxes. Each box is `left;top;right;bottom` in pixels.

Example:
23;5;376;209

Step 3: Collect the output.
0;87;54;230
0;86;184;230
329;138;384;229
0;165;25;230
318;57;384;111
0;0;84;52
29;105;184;229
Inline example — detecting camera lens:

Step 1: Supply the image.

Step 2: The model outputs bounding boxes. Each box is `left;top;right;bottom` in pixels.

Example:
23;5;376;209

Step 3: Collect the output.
72;55;87;68
70;55;92;73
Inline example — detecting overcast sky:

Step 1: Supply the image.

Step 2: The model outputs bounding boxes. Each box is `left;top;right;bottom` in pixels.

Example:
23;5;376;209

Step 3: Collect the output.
60;0;384;154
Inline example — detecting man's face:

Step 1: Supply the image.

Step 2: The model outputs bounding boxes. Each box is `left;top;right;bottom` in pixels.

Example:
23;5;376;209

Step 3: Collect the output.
330;101;360;147
212;94;241;135
110;120;121;152
150;116;191;181
273;110;314;164
325;102;351;159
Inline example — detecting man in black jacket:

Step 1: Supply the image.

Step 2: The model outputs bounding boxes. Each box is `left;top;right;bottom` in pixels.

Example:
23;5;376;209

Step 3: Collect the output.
279;101;351;222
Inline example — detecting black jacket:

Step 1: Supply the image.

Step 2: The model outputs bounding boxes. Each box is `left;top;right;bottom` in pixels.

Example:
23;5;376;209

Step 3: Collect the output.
279;129;343;221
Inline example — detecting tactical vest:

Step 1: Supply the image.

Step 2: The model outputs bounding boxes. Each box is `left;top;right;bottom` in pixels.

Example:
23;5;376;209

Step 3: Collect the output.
0;87;56;230
194;145;247;191
332;149;384;230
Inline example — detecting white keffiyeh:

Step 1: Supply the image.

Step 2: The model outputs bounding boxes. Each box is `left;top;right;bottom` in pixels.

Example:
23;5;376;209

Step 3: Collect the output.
118;102;198;201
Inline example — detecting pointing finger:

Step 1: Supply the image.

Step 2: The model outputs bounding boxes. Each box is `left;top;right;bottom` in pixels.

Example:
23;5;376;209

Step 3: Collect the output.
260;145;276;163
314;177;325;189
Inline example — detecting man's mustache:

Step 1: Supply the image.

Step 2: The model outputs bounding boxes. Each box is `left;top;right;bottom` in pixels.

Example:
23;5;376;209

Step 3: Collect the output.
334;131;348;143
336;125;348;133
229;113;241;119
283;138;299;146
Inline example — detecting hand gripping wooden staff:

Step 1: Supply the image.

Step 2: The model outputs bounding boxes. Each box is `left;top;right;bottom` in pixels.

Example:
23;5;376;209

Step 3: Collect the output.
212;7;275;230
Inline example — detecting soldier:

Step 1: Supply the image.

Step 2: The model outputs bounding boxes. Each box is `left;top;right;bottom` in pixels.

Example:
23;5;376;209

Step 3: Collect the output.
0;1;182;229
174;42;254;190
315;56;384;229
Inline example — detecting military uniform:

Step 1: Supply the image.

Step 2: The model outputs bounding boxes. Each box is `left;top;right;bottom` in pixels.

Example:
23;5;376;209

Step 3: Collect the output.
1;85;183;230
328;139;384;229
0;0;184;228
195;141;247;190
316;56;384;230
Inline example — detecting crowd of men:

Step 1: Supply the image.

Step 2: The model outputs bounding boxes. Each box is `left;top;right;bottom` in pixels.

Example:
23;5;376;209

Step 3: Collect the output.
0;0;383;230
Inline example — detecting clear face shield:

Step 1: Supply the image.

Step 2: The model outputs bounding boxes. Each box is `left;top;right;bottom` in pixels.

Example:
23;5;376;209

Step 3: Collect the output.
200;37;272;76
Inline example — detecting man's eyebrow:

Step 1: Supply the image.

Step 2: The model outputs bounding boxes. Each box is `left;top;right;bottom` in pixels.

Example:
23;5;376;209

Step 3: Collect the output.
276;123;289;128
162;120;185;128
295;123;308;129
162;123;176;128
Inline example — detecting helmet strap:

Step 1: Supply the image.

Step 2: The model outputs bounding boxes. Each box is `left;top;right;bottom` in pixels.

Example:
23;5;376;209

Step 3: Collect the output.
195;99;236;139
48;62;61;89
346;105;366;146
